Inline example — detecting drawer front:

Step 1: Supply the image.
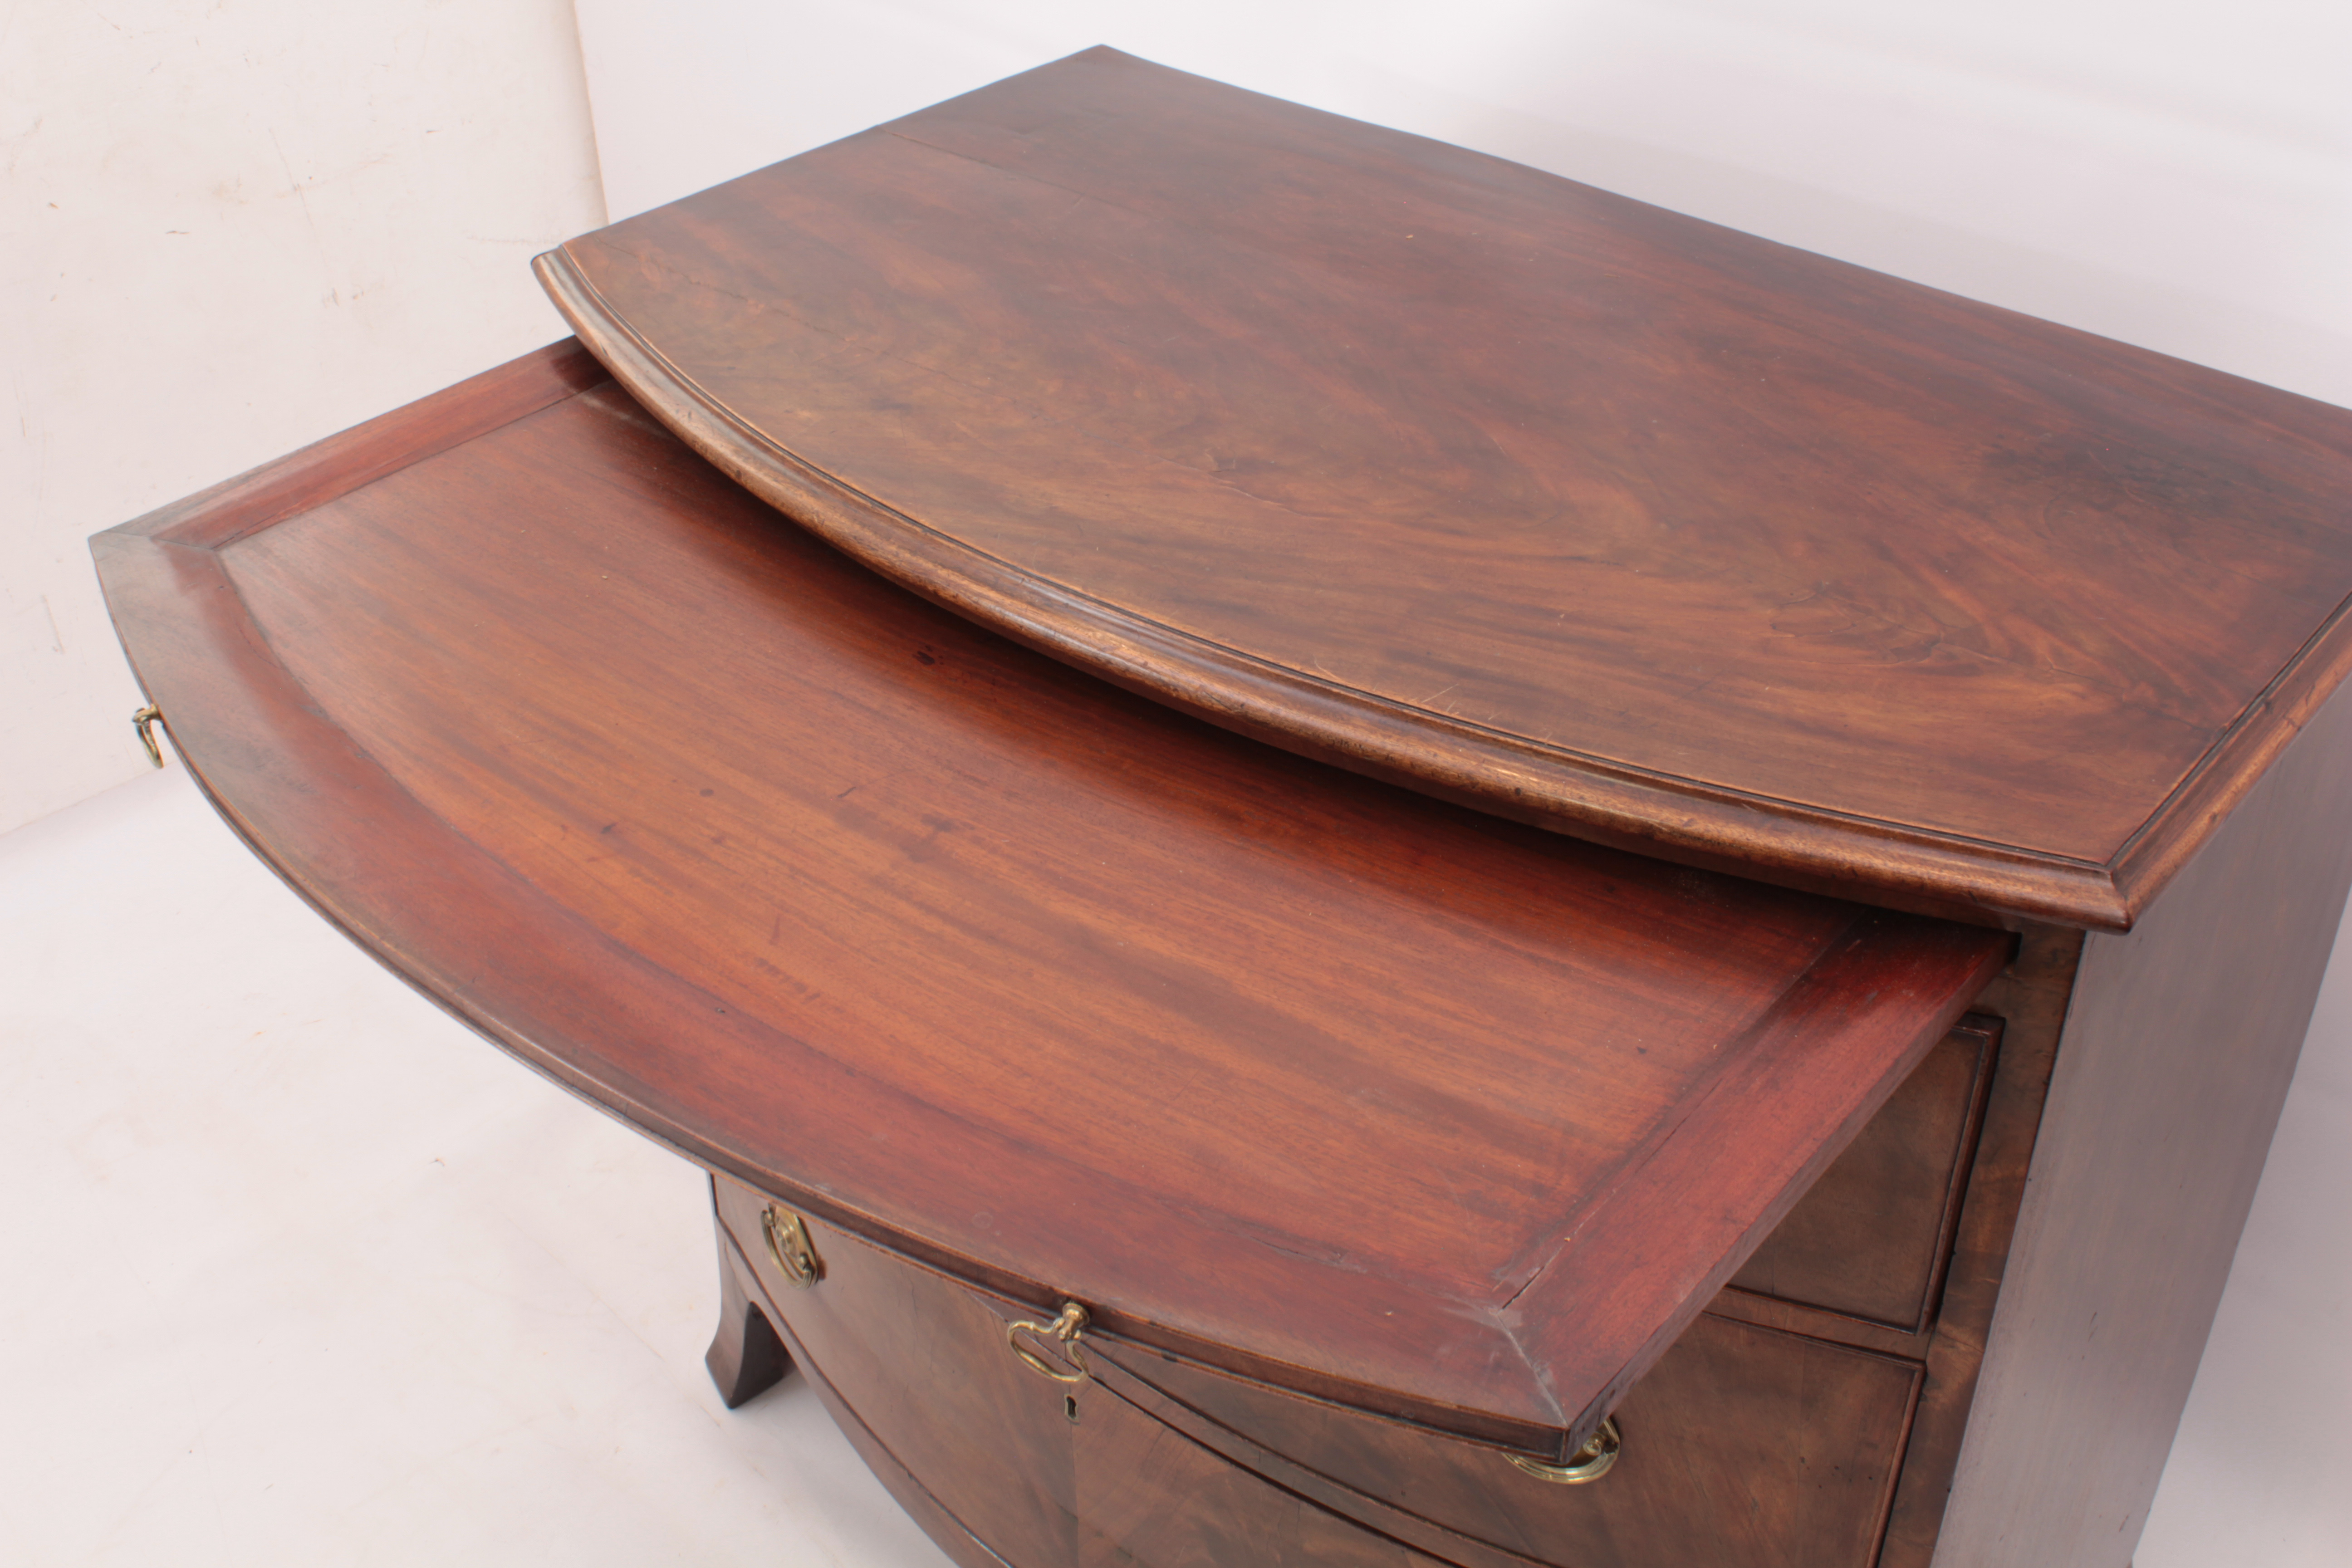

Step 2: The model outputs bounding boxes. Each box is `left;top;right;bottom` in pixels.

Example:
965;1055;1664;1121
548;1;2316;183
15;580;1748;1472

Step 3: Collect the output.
1731;1017;1999;1330
1110;1313;1921;1568
714;1176;1449;1568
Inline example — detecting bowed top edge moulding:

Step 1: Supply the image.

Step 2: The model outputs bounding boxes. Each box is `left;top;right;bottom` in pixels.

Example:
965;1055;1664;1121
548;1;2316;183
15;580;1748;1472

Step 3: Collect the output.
539;45;2352;933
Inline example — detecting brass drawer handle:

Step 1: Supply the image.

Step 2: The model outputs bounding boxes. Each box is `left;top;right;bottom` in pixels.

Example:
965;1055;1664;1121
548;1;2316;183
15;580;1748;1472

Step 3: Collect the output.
1007;1301;1091;1384
760;1205;824;1288
1508;1416;1622;1485
132;705;166;768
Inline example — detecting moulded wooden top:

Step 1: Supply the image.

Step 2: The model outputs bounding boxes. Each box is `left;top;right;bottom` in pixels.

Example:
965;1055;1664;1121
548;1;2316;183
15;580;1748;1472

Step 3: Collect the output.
94;343;2004;1458
538;47;2352;931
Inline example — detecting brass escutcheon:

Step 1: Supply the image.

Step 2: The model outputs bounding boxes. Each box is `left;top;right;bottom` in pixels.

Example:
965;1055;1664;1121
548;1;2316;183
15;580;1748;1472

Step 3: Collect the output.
1006;1300;1091;1384
760;1205;823;1288
1507;1416;1622;1485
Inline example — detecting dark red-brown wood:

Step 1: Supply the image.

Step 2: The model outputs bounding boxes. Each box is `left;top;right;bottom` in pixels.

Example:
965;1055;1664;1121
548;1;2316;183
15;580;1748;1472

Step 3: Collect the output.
91;343;2003;1457
715;1182;1455;1567
1931;682;2352;1566
1730;1019;1997;1332
538;46;2352;931
705;1223;794;1409
1110;1315;1921;1568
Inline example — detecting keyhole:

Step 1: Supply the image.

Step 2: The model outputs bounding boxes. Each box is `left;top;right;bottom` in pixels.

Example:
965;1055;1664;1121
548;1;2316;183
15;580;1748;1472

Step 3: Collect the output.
1063;1393;1080;1424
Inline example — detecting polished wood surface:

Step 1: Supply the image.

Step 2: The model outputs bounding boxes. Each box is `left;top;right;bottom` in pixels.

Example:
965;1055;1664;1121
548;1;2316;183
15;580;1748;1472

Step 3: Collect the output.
89;45;2352;1556
705;1223;794;1410
721;1158;1932;1568
1730;1019;1998;1332
717;1179;1452;1567
1934;685;2352;1566
714;1011;2012;1568
1117;1315;1920;1568
90;344;2004;1457
538;46;2352;931
1877;927;2081;1568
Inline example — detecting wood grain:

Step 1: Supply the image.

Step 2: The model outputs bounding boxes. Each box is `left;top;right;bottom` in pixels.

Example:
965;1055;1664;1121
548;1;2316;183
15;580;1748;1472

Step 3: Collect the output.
1730;1019;1999;1332
539;47;2352;930
1877;926;2082;1568
89;350;2004;1455
711;1218;1028;1568
704;1220;794;1409
1932;683;2352;1566
716;1181;1080;1566
718;1181;1451;1567
1107;1314;1921;1568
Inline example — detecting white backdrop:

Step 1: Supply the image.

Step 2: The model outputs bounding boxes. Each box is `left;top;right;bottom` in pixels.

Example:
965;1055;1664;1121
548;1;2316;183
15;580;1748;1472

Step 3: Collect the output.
1;0;605;834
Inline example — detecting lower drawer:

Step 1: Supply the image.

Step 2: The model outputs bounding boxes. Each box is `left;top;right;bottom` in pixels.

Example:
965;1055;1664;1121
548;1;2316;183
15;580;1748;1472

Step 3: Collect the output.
714;1176;1450;1567
716;1171;1927;1568
1109;1314;1922;1568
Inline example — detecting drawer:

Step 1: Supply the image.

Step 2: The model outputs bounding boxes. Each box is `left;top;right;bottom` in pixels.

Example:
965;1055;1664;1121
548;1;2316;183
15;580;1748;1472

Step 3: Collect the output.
713;1176;1451;1567
1731;1016;2001;1330
1105;1313;1923;1568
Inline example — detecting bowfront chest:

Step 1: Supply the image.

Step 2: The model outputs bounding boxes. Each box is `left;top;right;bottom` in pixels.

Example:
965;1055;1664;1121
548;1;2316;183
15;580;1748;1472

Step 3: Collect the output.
98;47;2352;1568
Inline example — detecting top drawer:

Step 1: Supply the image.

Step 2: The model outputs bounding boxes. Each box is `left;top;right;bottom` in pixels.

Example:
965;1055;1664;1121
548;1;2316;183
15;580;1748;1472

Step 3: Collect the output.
96;343;2009;1457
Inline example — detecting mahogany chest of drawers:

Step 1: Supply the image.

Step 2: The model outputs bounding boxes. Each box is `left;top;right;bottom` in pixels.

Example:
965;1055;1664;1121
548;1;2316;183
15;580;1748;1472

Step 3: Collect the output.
96;48;2352;1568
